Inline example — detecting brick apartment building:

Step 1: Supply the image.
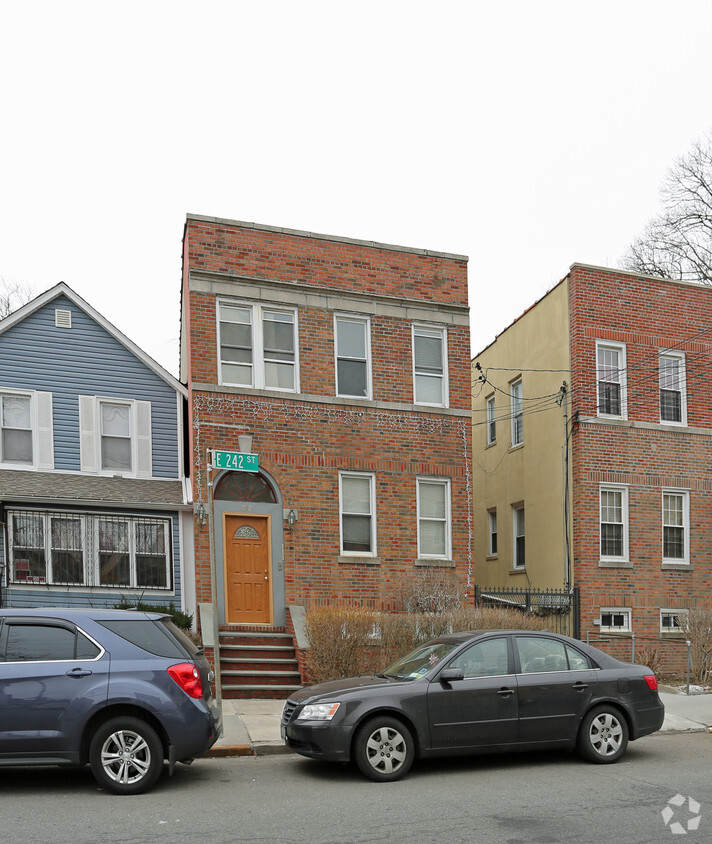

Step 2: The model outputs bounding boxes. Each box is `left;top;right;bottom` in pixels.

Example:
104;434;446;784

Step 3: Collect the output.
181;215;471;695
472;264;712;673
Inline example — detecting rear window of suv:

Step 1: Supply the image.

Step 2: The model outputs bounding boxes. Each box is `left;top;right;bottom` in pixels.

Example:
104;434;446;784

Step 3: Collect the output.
98;618;199;659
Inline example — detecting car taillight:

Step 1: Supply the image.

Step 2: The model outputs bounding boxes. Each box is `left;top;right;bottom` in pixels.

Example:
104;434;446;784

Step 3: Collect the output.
644;674;658;691
168;663;203;698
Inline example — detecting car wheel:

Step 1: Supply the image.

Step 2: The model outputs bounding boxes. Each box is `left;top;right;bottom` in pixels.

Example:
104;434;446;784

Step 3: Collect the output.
89;717;164;795
578;705;629;764
354;716;414;782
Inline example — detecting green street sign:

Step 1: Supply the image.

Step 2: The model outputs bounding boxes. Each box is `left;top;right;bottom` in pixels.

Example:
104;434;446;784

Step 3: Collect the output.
211;449;259;472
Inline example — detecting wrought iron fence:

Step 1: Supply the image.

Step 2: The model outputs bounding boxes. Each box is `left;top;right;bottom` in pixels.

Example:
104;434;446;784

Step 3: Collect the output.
474;586;580;638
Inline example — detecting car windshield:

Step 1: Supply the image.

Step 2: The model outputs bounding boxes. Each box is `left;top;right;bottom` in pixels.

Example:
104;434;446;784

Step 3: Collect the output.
379;641;461;680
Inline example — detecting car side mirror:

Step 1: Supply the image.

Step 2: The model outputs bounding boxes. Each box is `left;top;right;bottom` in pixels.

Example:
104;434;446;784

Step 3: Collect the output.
439;667;464;684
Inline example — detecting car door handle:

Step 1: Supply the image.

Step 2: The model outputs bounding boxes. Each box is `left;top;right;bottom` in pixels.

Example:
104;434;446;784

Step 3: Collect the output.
66;667;92;679
497;688;515;697
572;682;588;692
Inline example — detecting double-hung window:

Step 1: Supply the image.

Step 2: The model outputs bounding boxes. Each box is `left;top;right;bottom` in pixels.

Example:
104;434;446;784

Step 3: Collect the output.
660;352;686;424
218;301;297;391
413;325;447;406
79;396;151;477
600;486;628;562
488;509;498;556
486;395;496;445
417;478;451;559
513;505;525;568
510;379;523;446
335;316;371;398
0;388;54;469
100;402;132;471
0;391;33;464
663;491;689;564
597;341;626;418
339;472;376;555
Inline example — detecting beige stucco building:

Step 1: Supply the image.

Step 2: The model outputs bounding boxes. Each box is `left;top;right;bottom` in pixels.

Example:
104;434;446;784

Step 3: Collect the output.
472;277;572;591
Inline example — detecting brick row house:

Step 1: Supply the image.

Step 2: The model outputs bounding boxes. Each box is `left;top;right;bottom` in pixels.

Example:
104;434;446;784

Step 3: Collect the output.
472;264;712;673
181;215;472;696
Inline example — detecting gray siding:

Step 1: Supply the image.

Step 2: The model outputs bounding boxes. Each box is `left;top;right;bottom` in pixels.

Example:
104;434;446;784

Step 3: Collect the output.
0;294;180;478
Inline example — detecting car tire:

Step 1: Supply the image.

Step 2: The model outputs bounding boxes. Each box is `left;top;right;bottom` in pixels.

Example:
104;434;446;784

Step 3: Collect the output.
354;716;414;782
578;705;629;764
89;717;164;795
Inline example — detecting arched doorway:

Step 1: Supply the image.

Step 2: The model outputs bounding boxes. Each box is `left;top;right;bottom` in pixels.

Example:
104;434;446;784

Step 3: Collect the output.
214;471;282;625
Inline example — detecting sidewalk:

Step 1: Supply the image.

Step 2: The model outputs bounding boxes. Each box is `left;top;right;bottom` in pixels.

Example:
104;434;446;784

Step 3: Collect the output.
207;689;712;758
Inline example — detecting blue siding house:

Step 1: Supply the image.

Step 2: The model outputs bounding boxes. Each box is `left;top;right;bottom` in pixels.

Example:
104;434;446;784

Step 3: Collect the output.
0;283;195;618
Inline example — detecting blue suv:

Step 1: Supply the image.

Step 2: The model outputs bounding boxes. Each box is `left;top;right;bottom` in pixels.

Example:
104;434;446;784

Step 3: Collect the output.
0;608;222;794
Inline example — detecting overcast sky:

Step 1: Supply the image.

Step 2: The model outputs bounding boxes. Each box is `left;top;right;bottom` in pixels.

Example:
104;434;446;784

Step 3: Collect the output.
2;1;711;377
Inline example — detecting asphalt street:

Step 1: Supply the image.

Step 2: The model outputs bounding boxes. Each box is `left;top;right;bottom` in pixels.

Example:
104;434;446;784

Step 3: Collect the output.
1;731;710;844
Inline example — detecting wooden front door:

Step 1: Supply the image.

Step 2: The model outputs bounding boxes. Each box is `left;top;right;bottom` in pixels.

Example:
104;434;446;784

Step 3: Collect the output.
224;515;271;624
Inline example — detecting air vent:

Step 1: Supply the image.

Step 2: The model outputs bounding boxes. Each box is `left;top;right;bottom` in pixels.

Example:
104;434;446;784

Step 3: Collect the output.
55;309;72;329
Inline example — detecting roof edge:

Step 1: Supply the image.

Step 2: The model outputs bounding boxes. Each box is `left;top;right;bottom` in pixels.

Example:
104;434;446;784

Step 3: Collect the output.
185;214;469;262
0;282;187;398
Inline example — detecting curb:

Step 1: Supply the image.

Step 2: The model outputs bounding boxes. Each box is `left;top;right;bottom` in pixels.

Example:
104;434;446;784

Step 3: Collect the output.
207;742;292;758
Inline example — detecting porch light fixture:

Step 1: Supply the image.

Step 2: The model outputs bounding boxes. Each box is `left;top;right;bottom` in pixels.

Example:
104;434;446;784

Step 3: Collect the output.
287;508;297;528
196;502;207;525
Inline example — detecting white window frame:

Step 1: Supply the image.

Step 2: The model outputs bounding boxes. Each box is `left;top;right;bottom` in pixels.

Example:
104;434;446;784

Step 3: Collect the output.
79;396;152;478
662;490;690;564
334;314;372;399
95;516;172;590
512;504;525;569
412;324;448;407
7;510;172;591
599;608;632;633
596;340;627;419
660;608;688;634
486;394;496;445
217;300;299;392
510;379;523;447
659;351;687;425
0;387;54;470
488;509;498;557
416;477;452;560
600;485;629;563
339;471;377;557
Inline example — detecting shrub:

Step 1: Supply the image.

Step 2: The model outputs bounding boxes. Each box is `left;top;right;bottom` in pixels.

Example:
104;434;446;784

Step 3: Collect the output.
304;604;550;684
679;609;712;685
113;598;193;631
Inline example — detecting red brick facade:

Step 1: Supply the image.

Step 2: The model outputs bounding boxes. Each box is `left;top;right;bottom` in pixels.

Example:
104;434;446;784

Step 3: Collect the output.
569;265;712;672
182;216;472;631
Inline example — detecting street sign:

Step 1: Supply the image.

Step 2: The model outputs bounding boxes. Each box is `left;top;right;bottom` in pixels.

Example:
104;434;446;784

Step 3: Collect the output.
211;449;259;472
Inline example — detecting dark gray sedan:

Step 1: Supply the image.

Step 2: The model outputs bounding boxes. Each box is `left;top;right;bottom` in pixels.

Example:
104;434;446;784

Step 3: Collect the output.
282;630;665;782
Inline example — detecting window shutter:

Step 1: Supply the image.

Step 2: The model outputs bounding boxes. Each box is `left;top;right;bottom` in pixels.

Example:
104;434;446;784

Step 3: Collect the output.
136;401;153;478
79;395;98;473
36;391;55;470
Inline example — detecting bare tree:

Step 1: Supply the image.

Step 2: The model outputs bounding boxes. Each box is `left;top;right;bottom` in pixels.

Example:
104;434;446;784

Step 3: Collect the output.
0;278;34;319
621;132;712;284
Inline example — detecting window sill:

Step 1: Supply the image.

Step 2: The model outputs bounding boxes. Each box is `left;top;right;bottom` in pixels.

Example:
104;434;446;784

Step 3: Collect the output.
415;558;455;568
662;562;693;570
598;560;633;568
509;442;524;452
338;556;380;566
485;554;498;561
509;567;526;575
598;630;633;637
660;631;686;638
